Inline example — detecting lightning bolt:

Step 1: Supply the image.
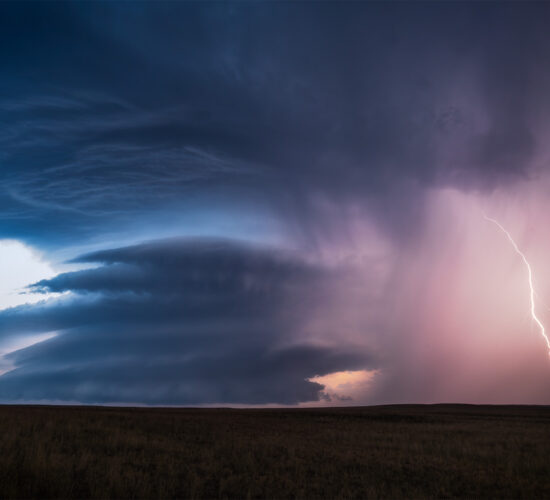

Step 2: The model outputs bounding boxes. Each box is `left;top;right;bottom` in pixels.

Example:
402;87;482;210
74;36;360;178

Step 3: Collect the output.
484;214;550;357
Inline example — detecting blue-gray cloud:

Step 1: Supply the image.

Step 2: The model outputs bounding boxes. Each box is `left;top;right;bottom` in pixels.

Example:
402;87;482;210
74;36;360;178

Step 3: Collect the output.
0;238;372;405
2;2;549;247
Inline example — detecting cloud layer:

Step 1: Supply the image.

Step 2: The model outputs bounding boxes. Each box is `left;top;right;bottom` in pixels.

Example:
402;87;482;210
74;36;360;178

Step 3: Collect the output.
0;238;372;404
2;2;550;246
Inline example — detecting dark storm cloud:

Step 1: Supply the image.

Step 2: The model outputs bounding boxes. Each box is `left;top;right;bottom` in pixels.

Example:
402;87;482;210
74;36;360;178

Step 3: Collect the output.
2;1;550;406
2;2;549;245
31;237;322;295
0;238;372;404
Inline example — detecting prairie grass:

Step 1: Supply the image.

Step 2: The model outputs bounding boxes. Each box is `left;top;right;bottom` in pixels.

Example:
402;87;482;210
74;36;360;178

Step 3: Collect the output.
0;404;548;498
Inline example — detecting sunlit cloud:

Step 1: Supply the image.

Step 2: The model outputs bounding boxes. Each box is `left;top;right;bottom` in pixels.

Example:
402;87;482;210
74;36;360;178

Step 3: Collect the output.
308;370;379;405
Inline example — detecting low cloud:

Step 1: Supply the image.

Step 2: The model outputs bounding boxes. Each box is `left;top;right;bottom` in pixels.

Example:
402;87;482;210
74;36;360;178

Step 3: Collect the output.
0;238;374;405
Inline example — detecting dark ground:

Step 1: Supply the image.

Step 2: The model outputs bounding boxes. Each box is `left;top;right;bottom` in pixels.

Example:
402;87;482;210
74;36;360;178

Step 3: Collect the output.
0;404;548;499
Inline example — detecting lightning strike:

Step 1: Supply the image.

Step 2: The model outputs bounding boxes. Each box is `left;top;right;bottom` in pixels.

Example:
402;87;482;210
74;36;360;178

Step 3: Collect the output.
484;214;550;358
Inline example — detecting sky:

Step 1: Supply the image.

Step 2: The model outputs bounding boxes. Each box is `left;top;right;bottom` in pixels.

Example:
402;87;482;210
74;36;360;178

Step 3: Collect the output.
1;1;550;406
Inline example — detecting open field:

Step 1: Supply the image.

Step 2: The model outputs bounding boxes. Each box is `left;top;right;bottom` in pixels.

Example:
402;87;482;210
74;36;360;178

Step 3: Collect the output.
0;404;548;499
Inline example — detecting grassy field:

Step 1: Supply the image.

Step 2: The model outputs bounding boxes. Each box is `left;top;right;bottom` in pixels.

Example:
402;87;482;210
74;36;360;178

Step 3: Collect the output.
0;404;548;499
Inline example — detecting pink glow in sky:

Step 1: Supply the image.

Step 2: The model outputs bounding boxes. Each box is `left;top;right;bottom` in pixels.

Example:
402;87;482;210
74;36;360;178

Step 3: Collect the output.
296;180;550;405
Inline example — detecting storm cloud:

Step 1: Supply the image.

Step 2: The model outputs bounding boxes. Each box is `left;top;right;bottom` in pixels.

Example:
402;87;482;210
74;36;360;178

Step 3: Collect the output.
0;238;372;404
2;2;550;247
2;2;550;405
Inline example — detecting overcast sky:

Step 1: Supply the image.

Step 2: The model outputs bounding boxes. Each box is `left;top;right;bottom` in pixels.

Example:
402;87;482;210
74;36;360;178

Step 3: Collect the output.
1;1;550;405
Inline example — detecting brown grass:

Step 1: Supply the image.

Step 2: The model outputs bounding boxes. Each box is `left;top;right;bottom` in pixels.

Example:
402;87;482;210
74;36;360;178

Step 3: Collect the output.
0;404;548;499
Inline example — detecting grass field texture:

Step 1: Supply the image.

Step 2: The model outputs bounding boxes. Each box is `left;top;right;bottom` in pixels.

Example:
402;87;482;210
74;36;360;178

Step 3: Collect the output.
0;404;548;499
